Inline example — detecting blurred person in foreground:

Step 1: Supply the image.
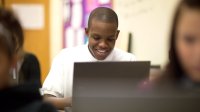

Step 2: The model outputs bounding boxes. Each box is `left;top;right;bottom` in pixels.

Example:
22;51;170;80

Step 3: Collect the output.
0;7;57;112
153;0;200;91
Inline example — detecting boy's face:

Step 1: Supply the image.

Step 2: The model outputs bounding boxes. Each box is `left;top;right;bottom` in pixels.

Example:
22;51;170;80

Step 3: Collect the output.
85;19;119;60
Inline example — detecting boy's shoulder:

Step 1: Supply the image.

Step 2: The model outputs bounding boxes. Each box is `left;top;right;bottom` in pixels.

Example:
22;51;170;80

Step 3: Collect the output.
113;48;136;61
58;45;86;55
61;45;86;52
53;45;87;61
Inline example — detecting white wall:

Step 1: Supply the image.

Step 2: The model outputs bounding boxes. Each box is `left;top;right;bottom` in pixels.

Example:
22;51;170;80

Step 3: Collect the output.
114;0;180;67
50;0;63;62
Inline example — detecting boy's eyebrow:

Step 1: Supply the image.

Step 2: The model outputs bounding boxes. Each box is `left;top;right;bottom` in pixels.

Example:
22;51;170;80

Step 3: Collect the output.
91;33;116;38
107;35;115;38
91;33;101;37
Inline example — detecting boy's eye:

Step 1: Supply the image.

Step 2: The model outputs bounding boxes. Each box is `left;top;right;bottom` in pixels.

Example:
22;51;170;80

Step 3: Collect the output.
92;36;100;41
107;38;115;42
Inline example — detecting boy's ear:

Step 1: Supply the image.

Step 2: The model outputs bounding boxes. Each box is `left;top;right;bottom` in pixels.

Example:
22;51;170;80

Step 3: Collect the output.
85;28;89;37
116;30;120;40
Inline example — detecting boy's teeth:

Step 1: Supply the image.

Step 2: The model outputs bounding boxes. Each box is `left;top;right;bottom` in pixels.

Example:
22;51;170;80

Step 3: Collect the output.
97;50;106;53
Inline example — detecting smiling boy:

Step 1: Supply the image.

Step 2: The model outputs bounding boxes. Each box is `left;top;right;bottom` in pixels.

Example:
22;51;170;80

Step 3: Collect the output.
42;7;136;109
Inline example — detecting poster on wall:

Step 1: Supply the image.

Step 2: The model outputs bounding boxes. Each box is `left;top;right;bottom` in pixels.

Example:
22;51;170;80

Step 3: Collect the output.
12;4;44;30
63;0;112;48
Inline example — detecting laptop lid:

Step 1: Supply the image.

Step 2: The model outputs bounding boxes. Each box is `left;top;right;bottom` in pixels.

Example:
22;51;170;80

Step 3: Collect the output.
72;61;150;112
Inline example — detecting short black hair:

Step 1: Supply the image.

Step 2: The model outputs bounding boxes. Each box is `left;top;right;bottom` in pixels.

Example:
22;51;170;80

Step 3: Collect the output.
88;7;118;29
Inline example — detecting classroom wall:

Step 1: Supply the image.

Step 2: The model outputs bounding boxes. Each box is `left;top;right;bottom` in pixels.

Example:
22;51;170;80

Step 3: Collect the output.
5;0;50;83
49;0;63;62
114;0;180;67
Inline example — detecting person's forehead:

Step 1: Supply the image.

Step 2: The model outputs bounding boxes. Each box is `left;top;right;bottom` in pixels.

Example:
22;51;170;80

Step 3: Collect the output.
182;8;200;18
90;19;117;29
90;18;117;27
89;23;117;36
177;9;200;34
